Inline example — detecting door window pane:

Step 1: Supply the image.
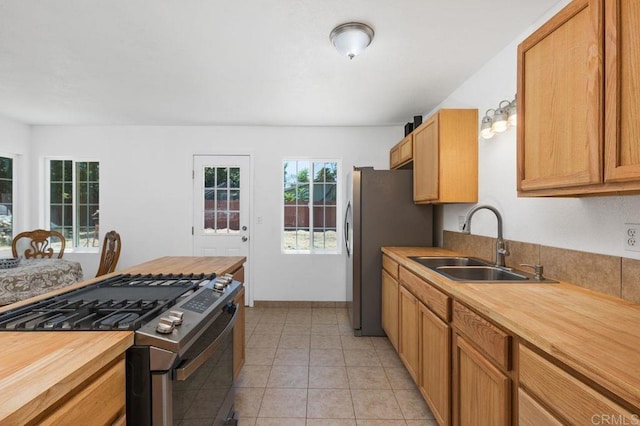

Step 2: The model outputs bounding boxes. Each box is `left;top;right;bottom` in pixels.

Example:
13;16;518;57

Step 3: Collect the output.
203;166;241;234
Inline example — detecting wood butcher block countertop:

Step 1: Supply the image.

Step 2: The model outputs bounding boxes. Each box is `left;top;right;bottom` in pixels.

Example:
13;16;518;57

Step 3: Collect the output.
0;256;245;424
382;247;640;411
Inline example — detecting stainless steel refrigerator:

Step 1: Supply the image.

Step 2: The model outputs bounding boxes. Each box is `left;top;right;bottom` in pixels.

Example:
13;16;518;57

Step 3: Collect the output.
345;167;433;336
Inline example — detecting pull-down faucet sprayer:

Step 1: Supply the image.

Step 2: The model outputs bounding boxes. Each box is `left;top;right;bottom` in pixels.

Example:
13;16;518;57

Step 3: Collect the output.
462;205;509;268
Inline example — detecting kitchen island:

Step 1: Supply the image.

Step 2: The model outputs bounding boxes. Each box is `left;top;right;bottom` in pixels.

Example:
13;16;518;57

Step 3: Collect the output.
0;256;245;425
382;246;640;424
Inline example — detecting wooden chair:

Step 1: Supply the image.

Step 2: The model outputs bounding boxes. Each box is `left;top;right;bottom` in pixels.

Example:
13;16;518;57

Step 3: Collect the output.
96;230;121;277
11;229;66;259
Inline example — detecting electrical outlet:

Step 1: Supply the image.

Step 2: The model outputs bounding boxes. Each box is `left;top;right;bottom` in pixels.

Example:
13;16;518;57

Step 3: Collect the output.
624;223;640;251
458;216;466;231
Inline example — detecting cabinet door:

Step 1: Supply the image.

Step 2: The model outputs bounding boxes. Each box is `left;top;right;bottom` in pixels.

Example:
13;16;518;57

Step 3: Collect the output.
517;0;603;191
233;286;246;379
518;388;562;426
453;335;510;426
381;269;399;351
413;114;439;202
399;286;420;381
419;302;451;426
39;358;126;425
604;0;640;182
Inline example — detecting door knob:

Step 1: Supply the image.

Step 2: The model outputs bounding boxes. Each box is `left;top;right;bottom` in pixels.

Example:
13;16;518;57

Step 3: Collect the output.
242;236;248;242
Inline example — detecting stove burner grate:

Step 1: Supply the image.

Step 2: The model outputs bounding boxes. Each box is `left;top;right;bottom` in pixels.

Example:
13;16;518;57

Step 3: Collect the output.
0;273;217;331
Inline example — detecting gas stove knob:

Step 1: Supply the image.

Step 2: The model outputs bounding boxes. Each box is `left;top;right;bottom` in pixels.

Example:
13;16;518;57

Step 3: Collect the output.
156;318;175;334
168;310;184;325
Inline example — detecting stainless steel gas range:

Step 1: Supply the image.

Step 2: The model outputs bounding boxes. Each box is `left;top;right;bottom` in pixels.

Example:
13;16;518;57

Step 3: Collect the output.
0;272;241;426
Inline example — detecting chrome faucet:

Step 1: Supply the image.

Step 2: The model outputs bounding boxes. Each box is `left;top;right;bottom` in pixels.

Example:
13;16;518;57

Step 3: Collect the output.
462;204;509;268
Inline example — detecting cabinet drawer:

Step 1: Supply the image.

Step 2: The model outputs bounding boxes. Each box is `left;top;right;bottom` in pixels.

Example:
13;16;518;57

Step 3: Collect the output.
39;358;126;425
452;301;510;371
382;255;399;278
519;344;636;423
399;267;450;321
518;388;562;426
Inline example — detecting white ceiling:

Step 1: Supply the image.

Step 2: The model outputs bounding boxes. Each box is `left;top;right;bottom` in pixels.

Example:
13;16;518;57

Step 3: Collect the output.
0;0;560;127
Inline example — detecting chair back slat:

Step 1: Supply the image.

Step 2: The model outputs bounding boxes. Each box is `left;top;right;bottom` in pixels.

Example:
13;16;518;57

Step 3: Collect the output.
96;230;121;277
11;229;66;259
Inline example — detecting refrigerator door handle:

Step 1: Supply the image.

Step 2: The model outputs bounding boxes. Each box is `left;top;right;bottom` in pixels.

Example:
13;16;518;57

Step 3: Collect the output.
344;201;351;257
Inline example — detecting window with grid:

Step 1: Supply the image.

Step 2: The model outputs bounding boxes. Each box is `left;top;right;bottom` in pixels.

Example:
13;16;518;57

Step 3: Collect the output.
0;156;13;249
49;160;100;248
283;160;339;253
203;166;241;234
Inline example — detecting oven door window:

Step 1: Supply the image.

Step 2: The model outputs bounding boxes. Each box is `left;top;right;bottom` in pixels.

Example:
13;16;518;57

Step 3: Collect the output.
173;309;235;424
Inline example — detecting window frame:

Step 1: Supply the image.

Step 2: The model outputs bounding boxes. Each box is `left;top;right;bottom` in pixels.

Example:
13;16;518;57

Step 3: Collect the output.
281;158;342;255
0;153;17;250
44;157;100;252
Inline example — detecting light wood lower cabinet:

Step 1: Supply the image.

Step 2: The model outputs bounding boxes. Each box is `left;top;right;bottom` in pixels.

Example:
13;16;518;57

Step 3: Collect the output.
453;334;510;426
399;285;420;382
38;356;126;425
382;257;640;425
419;302;451;425
519;344;637;424
518;388;563;426
233;285;246;380
381;269;399;351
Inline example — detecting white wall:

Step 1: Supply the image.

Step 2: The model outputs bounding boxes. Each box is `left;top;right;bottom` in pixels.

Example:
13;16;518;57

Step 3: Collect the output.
30;125;399;301
431;0;640;260
0;114;30;249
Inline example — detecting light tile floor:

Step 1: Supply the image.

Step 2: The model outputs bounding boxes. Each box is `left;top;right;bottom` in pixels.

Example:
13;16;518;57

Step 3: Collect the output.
235;306;437;426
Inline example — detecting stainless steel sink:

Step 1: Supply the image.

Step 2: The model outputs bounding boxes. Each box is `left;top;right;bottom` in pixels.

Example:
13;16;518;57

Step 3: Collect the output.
435;266;529;282
409;256;490;268
408;256;557;283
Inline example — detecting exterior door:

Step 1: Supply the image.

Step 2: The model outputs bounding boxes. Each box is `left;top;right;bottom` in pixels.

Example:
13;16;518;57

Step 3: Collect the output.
193;155;251;304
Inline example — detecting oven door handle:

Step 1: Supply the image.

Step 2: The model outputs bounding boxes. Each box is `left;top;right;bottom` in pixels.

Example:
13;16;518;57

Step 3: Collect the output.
174;303;239;381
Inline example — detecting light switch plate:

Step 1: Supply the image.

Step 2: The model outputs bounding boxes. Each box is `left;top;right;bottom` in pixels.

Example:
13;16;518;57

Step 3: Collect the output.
624;223;640;252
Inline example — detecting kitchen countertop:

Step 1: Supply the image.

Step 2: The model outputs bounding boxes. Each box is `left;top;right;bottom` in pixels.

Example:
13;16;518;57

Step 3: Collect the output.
383;246;640;411
0;256;246;424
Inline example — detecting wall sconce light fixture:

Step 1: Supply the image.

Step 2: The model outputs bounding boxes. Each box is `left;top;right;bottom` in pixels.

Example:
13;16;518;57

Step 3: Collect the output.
480;95;517;140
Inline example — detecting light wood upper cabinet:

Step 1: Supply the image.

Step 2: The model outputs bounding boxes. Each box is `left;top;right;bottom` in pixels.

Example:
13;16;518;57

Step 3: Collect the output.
518;0;640;196
390;134;413;169
604;0;640;183
413;109;478;204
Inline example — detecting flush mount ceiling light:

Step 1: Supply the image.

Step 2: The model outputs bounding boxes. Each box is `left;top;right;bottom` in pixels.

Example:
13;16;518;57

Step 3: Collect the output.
329;22;374;60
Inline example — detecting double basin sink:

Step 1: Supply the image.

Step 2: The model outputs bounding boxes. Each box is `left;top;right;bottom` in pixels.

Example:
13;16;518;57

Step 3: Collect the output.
409;256;556;283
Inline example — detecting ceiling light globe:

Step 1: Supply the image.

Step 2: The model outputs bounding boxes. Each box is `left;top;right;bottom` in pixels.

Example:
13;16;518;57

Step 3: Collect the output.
480;117;495;139
330;22;374;59
507;99;517;126
492;109;508;133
